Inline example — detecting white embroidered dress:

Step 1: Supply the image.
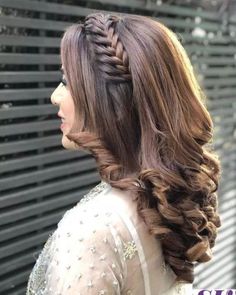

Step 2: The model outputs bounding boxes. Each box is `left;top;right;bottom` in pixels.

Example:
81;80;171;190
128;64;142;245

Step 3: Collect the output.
26;181;193;295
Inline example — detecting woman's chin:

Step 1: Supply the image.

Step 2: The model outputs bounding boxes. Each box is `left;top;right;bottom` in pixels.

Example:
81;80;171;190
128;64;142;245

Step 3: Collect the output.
61;133;79;150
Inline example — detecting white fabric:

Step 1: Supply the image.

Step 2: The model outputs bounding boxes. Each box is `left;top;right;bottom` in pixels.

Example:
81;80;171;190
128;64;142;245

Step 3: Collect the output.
26;180;193;294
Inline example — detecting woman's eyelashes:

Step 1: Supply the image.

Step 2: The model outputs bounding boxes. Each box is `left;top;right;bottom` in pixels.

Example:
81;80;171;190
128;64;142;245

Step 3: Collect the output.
60;76;67;86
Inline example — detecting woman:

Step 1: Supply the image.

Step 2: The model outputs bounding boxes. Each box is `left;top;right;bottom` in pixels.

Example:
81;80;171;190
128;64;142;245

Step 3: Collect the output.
26;12;221;294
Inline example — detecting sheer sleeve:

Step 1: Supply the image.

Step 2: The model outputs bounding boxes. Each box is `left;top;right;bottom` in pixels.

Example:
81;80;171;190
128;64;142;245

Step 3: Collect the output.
27;197;128;295
26;181;193;295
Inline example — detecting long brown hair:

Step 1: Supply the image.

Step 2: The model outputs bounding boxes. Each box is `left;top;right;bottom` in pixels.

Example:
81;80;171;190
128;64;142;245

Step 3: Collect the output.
60;12;221;284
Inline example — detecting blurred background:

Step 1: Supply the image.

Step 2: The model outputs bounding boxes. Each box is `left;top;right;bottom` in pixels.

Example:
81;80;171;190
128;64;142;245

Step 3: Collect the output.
0;0;236;293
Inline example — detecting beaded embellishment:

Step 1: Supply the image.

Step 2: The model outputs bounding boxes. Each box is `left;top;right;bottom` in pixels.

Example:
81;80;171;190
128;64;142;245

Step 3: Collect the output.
26;234;54;295
123;240;138;260
174;281;192;295
79;180;111;205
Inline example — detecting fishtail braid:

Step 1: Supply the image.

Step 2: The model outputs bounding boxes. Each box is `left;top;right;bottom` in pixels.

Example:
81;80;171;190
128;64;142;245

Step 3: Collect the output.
83;13;131;83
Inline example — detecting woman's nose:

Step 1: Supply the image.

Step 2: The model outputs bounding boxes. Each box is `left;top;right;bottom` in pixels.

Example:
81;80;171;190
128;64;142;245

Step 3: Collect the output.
50;85;61;106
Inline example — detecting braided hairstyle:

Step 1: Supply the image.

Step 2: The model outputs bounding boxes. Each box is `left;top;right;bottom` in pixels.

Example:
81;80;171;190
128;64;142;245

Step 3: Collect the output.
83;13;131;83
60;12;222;284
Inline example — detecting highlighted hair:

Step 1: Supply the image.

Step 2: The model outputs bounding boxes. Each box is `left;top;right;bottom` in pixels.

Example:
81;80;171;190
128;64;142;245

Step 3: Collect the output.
60;12;221;284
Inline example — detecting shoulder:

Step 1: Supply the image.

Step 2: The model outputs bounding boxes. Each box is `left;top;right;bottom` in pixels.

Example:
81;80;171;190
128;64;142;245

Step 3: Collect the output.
29;182;134;294
55;181;132;246
53;181;140;268
57;180;136;232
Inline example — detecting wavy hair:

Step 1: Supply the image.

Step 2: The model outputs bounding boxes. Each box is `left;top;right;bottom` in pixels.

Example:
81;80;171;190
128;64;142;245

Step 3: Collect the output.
60;12;222;284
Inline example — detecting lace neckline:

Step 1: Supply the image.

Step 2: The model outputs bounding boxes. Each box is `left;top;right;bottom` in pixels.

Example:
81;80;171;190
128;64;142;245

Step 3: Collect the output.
79;180;111;205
